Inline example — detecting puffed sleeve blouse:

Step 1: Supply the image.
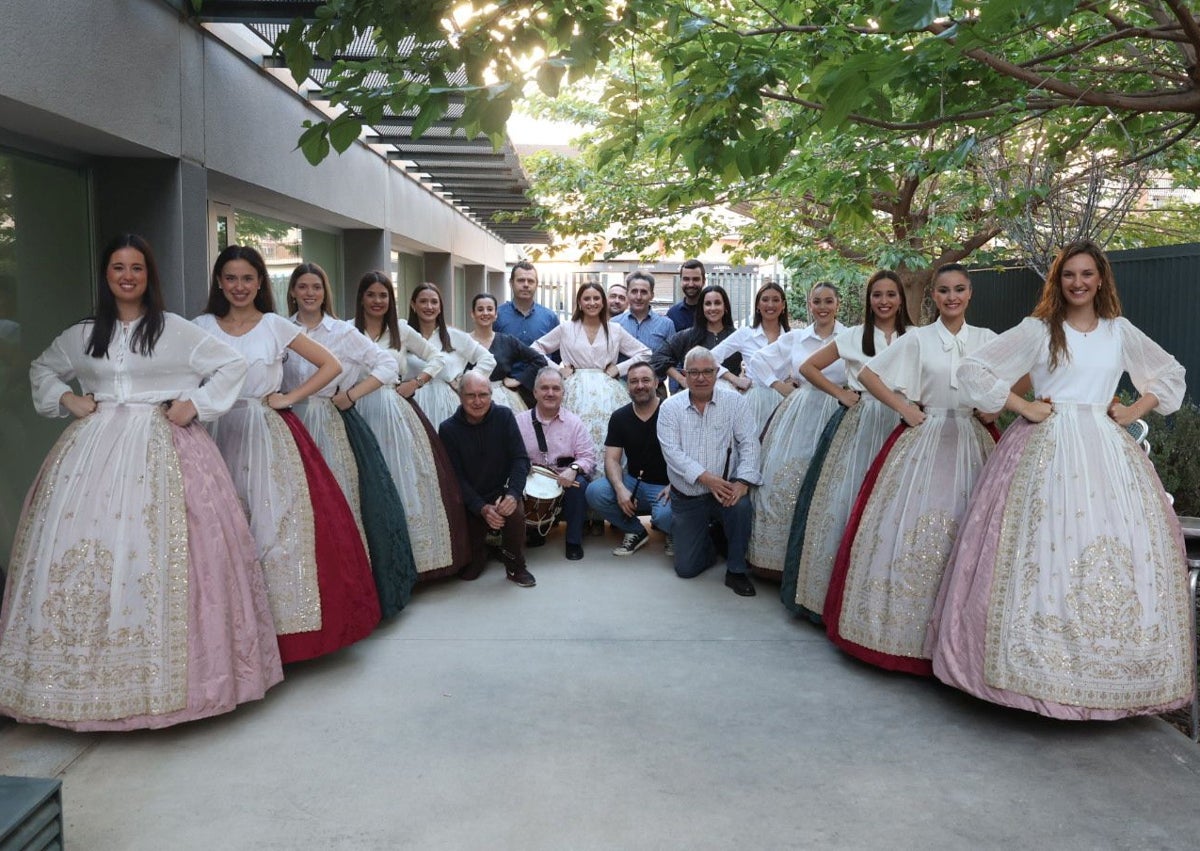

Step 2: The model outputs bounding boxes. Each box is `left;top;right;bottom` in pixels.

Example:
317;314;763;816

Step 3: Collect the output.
958;316;1185;415
865;318;996;407
30;313;247;421
192;312;302;398
532;320;650;377
373;320;447;383
282;313;397;396
404;326;496;384
829;323;899;392
747;322;847;388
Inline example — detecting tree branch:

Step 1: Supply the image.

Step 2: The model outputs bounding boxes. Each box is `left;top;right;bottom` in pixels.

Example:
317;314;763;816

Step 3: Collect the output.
1123;113;1200;163
927;20;1200;114
1164;0;1200;78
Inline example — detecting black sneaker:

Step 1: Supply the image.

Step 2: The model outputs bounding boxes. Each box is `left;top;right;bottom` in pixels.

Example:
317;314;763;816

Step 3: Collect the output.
506;566;537;587
612;530;649;556
724;571;756;597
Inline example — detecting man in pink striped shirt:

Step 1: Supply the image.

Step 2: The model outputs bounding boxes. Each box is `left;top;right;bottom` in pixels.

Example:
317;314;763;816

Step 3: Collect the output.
516;367;597;560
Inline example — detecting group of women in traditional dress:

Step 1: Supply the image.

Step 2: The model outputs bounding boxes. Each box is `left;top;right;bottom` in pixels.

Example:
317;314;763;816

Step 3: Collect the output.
0;236;485;731
752;246;1192;722
0;236;1191;731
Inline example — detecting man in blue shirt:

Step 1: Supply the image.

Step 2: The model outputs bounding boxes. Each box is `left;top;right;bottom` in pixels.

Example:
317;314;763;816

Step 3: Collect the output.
666;259;706;332
613;271;674;355
495;261;560;386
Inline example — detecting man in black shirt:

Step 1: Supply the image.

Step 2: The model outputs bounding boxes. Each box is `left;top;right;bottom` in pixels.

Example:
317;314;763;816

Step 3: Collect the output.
439;373;536;586
585;362;674;556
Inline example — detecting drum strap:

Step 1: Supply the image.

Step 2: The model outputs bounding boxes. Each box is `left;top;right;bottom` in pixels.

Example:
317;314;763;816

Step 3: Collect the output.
532;417;549;454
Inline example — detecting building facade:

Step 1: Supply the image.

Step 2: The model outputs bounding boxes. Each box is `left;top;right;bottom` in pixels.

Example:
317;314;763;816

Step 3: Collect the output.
0;0;524;571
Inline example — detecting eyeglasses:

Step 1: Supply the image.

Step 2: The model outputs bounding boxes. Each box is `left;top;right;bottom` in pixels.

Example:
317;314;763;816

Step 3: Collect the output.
684;368;717;379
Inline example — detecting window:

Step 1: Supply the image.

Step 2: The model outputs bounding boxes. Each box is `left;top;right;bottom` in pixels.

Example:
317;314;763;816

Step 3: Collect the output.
0;150;93;574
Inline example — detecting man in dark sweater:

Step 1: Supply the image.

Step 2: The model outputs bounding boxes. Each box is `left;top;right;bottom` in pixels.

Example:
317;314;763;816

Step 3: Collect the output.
438;372;536;587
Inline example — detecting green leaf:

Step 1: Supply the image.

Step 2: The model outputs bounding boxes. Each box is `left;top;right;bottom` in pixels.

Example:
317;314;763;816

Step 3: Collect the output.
882;0;954;31
296;122;331;165
410;93;448;139
327;114;361;153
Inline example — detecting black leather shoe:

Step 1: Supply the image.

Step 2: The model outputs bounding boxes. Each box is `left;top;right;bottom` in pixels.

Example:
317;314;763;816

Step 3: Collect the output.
565;543;584;560
724;571;756;597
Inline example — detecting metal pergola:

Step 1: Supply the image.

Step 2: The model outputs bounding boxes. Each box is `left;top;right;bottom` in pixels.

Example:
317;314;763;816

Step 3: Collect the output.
192;1;548;244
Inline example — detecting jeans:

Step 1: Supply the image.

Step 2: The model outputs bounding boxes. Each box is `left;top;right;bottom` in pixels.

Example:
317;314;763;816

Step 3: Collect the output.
668;488;752;578
585;473;673;536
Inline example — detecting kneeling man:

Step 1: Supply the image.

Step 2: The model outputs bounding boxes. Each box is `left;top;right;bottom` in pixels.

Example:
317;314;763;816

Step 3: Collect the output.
656;347;762;596
516;367;596;561
439;373;536;587
586;361;673;556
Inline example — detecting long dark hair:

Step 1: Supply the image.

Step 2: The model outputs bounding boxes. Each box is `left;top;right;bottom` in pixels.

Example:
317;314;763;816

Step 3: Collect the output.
205;245;276;317
751;281;791;332
1033;240;1122;370
408;282;454;351
690;284;734;341
355;270;401;349
570;282;610;343
86;234;166;359
861;269;909;357
287;262;337;318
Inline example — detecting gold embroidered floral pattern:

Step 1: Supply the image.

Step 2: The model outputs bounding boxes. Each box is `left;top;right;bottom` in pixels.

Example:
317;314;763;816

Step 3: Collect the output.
985;409;1191;710
0;408;189;723
396;400;453;574
793;404;864;612
793;398;896;614
748;389;839;574
301;399;368;547
262;409;322;634
839;416;993;657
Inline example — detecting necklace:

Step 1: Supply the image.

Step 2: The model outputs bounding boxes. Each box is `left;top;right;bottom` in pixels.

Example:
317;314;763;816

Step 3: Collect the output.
1067;316;1099;335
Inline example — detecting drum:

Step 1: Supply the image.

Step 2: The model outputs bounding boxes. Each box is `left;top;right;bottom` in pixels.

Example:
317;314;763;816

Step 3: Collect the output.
524;465;564;536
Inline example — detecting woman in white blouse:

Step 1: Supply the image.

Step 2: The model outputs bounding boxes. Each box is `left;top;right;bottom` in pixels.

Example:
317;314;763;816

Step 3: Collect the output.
532;282;652;467
196;247;381;662
780;270;908;623
284;263;416;620
355;271;468;580
744;282;847;580
405;282;497;428
928;241;1192;719
710;281;792;436
821;265;1000;675
0;234;281;730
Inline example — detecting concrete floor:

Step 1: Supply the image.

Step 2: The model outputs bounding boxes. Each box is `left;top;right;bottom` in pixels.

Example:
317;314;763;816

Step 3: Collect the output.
2;529;1199;850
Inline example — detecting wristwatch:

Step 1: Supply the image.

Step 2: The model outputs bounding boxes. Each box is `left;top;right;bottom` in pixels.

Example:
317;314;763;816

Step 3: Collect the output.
569;463;582;473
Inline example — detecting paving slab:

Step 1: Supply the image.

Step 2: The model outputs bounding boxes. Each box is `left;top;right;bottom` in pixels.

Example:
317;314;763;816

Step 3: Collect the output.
1;531;1198;850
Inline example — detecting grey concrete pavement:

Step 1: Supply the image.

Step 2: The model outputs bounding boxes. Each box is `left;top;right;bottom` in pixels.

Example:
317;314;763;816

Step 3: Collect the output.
2;529;1199;849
